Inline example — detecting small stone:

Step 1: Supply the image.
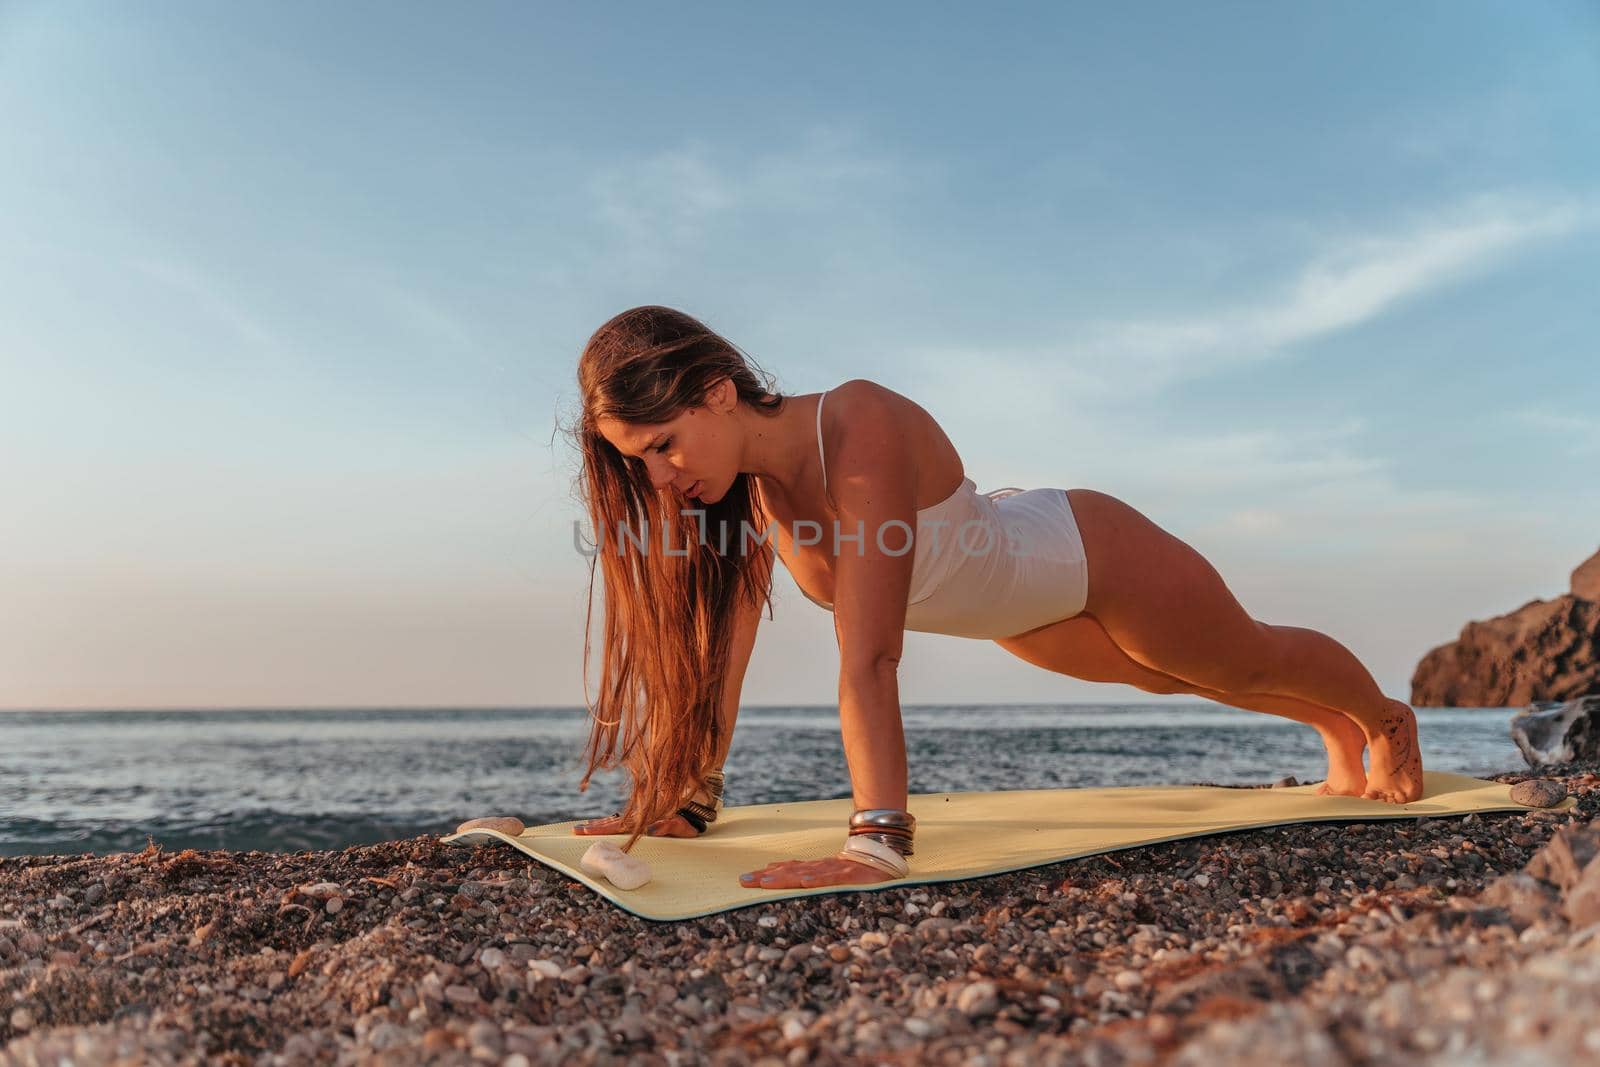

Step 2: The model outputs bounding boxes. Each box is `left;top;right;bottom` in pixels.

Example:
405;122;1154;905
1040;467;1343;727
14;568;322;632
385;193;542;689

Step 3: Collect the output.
1529;826;1600;893
479;947;506;969
1272;776;1300;788
527;960;562;979
466;1019;503;1054
443;983;481;1005
1194;874;1210;888
1113;969;1143;991
324;897;343;914
1511;780;1568;808
613;1008;648;1043
1565;860;1600;928
454;816;525;836
367;1023;408;1050
421;1027;456;1052
281;1034;318;1058
10;1007;33;1031
957;980;1000;1018
579;841;651;890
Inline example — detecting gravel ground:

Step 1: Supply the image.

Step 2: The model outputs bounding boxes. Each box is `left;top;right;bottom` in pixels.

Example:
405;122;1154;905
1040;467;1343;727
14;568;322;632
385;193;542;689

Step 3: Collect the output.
4;765;1600;1066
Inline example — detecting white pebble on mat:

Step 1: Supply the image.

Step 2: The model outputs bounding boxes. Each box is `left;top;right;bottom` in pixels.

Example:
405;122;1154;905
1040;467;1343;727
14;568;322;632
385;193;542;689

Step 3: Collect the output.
454;816;524;836
580;841;652;890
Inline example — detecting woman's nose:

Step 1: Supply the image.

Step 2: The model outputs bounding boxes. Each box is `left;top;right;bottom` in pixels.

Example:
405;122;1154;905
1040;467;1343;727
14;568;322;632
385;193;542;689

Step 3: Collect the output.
648;458;677;490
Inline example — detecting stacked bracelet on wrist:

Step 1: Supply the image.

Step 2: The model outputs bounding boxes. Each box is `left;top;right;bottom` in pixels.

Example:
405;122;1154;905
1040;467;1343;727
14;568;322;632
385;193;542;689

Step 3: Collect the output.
675;769;725;833
841;807;915;879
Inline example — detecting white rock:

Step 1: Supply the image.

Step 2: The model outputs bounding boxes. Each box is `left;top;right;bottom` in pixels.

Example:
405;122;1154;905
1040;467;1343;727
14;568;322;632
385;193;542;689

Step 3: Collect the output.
579;841;651;890
454;816;524;836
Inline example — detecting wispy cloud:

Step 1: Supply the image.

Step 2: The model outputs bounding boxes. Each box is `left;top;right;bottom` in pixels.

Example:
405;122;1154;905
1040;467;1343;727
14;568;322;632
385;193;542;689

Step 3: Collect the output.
1075;190;1600;395
909;190;1600;411
130;251;483;375
341;267;480;353
584;121;901;268
1503;405;1600;456
127;255;284;358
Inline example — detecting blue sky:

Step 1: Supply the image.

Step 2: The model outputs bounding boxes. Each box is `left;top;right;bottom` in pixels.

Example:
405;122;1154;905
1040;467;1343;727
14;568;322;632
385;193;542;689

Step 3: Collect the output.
2;1;1597;710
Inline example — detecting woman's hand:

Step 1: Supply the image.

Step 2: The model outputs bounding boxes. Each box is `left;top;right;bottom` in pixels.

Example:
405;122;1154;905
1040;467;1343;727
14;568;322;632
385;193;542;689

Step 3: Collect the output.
572;812;702;838
740;852;899;890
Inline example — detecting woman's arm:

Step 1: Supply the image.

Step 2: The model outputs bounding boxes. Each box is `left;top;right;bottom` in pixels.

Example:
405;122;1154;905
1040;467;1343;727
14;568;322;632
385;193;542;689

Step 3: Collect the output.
740;382;918;889
827;388;918;812
707;582;762;773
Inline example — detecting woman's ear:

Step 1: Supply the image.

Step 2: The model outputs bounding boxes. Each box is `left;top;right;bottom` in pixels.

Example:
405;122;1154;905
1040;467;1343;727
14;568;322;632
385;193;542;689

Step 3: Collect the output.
704;376;737;414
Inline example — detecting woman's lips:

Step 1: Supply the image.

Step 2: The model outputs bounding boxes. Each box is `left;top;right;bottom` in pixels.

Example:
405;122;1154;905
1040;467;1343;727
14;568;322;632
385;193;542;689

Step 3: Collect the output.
686;479;702;499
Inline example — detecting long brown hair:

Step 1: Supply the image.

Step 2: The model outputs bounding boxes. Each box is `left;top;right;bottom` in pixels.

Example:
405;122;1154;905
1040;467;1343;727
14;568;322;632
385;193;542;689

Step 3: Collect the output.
567;306;782;852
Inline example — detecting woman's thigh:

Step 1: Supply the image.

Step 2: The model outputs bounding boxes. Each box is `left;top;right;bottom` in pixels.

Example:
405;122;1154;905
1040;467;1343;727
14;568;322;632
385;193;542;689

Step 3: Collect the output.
1067;489;1280;693
994;612;1192;694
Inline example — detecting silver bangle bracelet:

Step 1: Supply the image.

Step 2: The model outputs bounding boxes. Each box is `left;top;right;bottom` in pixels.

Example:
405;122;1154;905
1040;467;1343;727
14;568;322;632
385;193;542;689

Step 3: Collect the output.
849;829;914;857
849;808;916;832
840;835;910;878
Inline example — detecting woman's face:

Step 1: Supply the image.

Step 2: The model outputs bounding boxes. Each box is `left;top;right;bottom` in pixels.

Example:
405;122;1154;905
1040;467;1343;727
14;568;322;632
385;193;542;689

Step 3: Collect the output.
595;379;737;505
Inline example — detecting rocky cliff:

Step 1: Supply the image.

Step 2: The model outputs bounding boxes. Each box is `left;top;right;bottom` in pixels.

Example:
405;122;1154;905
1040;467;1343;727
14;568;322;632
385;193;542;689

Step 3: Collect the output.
1411;548;1600;707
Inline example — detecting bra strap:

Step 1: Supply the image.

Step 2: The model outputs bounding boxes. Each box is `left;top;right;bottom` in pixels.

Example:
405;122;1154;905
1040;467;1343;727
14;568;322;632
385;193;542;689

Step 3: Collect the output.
815;389;830;500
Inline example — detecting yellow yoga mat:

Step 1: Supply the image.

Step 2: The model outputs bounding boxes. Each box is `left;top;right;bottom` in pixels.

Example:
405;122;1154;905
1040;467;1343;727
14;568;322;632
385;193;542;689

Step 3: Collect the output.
440;770;1575;922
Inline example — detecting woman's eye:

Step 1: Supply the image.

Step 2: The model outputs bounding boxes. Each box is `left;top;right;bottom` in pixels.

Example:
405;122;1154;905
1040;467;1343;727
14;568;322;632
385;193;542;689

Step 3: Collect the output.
656;438;672;453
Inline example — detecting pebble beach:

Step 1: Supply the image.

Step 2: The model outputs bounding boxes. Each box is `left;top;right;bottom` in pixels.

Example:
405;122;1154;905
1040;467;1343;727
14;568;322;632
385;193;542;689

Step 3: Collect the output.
4;764;1600;1066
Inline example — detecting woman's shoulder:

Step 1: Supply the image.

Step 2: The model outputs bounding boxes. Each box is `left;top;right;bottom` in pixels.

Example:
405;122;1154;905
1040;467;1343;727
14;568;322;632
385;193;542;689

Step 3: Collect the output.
821;379;962;500
826;378;924;422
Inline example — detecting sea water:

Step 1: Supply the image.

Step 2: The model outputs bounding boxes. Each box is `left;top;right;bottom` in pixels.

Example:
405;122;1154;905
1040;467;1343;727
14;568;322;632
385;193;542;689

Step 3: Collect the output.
0;705;1531;857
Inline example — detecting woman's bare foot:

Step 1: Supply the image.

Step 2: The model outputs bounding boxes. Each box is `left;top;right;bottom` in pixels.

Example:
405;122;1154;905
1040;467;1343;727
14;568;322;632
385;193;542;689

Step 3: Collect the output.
1312;715;1369;796
1361;698;1425;803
